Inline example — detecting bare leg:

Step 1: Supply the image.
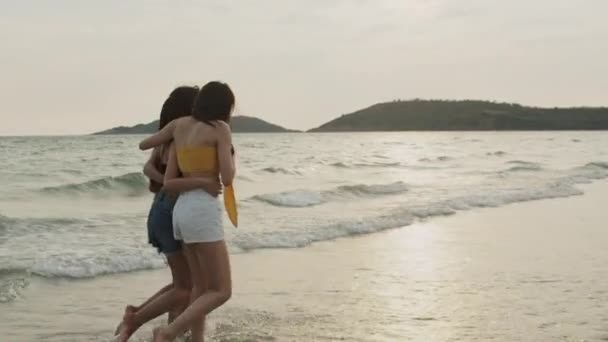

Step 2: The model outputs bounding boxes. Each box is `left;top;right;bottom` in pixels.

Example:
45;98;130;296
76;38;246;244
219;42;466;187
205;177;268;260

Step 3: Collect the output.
154;241;231;342
135;283;174;312
167;252;193;323
118;251;191;342
182;243;208;342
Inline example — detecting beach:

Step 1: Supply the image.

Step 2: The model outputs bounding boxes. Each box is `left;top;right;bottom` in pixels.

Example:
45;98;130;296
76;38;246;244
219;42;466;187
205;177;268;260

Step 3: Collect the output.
3;1;608;340
2;181;607;341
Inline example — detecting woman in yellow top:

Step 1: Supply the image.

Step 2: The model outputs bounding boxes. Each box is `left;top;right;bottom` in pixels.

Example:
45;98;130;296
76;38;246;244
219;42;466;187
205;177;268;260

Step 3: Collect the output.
139;81;236;342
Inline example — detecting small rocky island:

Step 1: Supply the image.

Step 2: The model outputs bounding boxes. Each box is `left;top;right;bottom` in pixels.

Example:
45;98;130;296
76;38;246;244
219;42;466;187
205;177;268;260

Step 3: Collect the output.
309;100;608;131
94;116;297;134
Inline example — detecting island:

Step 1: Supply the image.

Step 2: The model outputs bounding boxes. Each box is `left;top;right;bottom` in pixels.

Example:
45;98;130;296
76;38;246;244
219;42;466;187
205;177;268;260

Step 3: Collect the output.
93;116;297;134
309;100;608;132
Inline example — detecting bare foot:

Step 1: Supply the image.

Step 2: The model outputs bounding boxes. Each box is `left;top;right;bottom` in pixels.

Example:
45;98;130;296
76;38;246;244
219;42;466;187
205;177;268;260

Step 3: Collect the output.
114;305;137;336
153;326;172;342
117;308;137;342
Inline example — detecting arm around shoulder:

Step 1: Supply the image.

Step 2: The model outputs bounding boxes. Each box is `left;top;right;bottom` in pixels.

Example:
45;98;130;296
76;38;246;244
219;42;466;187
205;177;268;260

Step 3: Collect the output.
139;120;177;150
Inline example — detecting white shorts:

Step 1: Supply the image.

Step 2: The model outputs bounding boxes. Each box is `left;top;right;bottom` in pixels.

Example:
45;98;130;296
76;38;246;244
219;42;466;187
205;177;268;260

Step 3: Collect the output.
173;190;224;243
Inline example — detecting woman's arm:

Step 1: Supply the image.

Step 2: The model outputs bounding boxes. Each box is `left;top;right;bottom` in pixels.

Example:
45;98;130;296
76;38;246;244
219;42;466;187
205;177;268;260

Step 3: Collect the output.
139;120;177;150
163;142;180;184
164;178;222;197
162;143;223;196
143;147;164;184
217;121;235;186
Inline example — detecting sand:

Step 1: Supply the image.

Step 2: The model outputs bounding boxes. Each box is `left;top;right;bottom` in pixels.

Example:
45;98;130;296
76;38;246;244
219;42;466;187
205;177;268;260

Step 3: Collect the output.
2;181;608;341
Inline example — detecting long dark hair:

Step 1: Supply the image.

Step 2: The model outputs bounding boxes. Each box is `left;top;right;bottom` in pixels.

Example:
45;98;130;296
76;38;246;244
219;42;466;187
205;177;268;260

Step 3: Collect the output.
191;81;235;125
158;86;200;129
150;86;199;193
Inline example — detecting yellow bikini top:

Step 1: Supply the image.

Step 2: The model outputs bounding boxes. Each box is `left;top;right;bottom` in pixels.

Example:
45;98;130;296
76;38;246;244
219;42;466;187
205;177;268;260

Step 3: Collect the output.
176;146;238;227
176;146;218;173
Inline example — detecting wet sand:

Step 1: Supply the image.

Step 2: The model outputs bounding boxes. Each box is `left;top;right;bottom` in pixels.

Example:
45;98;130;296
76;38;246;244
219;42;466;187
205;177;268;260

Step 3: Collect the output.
2;181;608;341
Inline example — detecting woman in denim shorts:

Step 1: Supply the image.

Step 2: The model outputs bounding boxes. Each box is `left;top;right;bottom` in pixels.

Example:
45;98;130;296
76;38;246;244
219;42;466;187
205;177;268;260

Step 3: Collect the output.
115;86;221;341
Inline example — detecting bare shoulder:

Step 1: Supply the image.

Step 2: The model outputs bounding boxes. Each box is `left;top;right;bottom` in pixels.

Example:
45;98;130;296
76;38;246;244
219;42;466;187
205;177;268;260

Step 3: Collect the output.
174;116;192;127
212;121;232;143
172;116;192;134
213;120;232;134
214;120;231;130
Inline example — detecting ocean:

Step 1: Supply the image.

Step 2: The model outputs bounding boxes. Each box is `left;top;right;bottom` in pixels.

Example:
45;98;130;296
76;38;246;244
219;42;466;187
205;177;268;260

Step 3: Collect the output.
1;132;608;341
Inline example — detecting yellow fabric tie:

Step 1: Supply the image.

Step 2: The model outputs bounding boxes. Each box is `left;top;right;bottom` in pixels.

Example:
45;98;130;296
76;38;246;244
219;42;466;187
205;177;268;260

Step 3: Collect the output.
224;185;238;227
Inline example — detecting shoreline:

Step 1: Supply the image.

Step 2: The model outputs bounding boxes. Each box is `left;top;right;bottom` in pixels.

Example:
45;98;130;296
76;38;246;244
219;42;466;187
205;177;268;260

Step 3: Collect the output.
2;181;608;341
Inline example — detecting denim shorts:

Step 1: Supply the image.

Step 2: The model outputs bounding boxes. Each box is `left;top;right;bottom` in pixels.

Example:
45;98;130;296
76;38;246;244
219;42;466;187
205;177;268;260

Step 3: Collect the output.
147;191;181;255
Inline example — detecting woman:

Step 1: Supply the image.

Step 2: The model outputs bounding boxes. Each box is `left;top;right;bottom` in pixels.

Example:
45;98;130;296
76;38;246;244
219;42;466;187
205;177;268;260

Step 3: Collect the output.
116;86;221;342
139;81;236;342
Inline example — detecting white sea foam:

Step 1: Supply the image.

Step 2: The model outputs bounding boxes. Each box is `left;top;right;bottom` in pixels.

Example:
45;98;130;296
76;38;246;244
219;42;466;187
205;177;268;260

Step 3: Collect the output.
254;190;325;207
0;269;30;303
253;181;409;207
29;251;166;278
260;167;302;175
234;165;605;251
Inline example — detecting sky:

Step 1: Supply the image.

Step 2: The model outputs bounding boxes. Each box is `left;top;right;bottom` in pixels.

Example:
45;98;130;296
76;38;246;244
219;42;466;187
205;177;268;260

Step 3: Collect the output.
1;0;607;135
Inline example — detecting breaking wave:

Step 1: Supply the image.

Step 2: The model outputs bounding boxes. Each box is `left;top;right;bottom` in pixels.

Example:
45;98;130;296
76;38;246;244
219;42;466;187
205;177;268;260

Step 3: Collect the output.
329;161;401;168
234;161;608;250
40;173;148;196
504;160;543;172
253;181;409;207
260;167;302;175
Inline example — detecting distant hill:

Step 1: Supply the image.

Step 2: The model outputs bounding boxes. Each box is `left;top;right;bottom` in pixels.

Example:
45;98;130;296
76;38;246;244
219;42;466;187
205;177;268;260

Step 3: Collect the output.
93;116;297;134
228;116;298;133
310;100;608;132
